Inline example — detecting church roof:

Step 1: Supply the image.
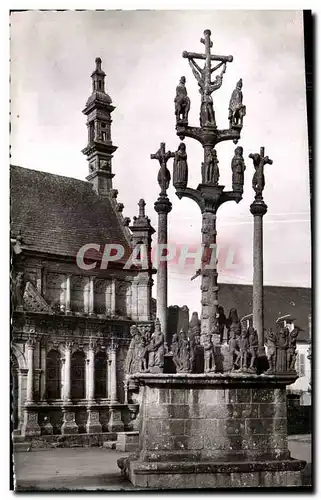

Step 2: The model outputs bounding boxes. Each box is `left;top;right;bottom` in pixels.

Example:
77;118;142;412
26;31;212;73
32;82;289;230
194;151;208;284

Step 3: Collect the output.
218;283;311;342
10;165;131;264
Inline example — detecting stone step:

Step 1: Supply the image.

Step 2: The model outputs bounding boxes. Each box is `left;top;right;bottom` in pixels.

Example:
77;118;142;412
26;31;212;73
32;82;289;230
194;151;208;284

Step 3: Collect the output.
102;441;117;449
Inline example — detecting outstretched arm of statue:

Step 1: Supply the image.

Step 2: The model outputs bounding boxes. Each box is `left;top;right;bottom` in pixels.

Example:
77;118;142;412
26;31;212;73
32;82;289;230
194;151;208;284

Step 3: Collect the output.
211;61;225;74
188;59;203;88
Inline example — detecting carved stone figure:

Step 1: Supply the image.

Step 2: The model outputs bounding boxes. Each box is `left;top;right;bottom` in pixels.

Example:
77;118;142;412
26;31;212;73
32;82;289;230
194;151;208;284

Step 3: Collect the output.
276;326;289;373
180;330;192;372
202;148;219;185
189;330;203;373
226;308;241;343
125;325;147;375
173;143;188;190
157;164;171;195
204;332;215;372
217;305;227;343
14;272;25;310
171;332;183;372
228;330;240;371
287;326;299;372
248;327;258;371
147;319;164;372
228;78;246;127
265;329;277;373
151;143;175;196
249;149;273;201
188;59;226;128
231;146;246;193
174;76;190;123
236;328;250;371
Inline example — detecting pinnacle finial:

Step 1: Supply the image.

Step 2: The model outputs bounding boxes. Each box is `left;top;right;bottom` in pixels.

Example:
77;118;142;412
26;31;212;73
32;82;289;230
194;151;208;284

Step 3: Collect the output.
95;57;102;70
138;199;146;218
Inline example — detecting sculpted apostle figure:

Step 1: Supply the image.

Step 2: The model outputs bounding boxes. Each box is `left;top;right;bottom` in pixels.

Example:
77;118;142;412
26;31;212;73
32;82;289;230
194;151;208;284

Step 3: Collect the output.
174;76;190;123
173;143;188;190
231;146;246;193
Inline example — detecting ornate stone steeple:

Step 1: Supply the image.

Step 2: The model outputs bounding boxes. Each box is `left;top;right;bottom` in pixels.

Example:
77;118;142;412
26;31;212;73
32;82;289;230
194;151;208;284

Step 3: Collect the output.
82;57;117;196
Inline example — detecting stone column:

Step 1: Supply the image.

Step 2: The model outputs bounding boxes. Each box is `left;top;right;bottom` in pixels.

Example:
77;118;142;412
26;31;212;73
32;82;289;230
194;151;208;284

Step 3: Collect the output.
61;341;78;435
108;338;124;432
86;338;102;433
26;338;35;403
65;274;71;314
200;210;218;343
63;342;72;402
21;338;41;437
86;339;95;402
40;345;46;400
154;196;172;349
250;200;267;356
89;276;95;316
111;278;116;315
109;339;118;404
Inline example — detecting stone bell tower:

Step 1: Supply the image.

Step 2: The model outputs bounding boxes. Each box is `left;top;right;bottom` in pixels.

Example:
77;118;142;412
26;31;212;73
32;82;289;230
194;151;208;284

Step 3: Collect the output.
82;57;117;195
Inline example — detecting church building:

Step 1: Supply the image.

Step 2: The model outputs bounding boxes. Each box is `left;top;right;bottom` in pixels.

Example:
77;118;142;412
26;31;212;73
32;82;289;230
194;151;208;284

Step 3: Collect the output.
10;58;155;438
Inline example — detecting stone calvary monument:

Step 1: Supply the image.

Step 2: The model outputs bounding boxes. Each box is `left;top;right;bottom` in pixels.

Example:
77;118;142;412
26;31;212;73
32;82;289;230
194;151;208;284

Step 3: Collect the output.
118;30;305;489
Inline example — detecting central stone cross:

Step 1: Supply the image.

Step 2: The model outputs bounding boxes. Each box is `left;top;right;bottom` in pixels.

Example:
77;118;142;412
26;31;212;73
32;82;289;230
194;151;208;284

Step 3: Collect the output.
182;29;233;95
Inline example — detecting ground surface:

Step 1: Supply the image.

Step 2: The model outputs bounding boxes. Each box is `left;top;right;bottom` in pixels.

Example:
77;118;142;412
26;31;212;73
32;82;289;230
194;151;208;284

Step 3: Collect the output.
13;435;312;491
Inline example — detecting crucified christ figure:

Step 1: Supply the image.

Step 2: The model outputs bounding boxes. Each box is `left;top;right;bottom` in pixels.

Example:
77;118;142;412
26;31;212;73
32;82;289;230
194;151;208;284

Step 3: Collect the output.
188;59;226;127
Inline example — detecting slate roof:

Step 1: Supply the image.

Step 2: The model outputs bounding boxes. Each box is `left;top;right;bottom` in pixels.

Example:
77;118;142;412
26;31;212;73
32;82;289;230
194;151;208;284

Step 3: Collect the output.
10;165;132;263
218;283;311;342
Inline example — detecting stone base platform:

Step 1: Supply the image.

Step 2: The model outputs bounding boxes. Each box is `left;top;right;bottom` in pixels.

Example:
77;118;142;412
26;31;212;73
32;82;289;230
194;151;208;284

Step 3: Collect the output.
118;372;306;489
118;456;305;488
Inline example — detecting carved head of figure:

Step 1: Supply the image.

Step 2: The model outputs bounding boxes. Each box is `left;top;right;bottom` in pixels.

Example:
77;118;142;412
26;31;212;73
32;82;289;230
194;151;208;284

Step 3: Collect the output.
178;142;186;153
130;325;139;338
154;318;162;334
236;78;243;89
241;327;248;339
180;76;186;85
229;308;239;324
235;146;243;156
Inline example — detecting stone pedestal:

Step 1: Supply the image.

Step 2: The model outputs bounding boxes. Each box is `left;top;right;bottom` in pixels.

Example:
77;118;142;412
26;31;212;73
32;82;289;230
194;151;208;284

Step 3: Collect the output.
108;405;124;432
61;406;78;435
86;406;102;434
118;373;306;489
116;431;139;452
21;406;41;437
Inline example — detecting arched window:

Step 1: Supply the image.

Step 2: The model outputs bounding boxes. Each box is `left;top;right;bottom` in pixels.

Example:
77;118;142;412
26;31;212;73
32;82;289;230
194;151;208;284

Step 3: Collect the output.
46;350;61;400
94;351;107;399
71;351;85;400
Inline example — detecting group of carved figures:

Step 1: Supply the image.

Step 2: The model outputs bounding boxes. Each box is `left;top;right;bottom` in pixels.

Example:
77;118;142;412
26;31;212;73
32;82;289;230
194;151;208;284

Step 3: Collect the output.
174;73;246;130
265;325;299;374
125;320;165;375
172;143;246;193
125;308;299;376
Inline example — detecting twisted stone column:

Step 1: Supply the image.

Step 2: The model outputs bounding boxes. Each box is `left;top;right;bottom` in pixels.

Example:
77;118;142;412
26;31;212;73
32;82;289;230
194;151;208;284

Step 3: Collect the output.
200;211;218;342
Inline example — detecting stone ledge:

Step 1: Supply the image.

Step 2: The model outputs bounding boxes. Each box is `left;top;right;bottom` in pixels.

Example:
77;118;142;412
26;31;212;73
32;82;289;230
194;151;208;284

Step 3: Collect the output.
118;457;306;488
129;458;306;475
129;372;298;387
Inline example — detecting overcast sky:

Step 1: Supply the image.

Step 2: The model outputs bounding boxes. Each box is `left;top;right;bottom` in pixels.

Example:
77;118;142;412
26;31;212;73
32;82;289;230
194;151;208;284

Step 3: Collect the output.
10;10;311;313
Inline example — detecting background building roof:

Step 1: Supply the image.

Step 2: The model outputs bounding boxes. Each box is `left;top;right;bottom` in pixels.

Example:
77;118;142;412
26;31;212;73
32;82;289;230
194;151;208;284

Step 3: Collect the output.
10;165;132;264
218;283;311;341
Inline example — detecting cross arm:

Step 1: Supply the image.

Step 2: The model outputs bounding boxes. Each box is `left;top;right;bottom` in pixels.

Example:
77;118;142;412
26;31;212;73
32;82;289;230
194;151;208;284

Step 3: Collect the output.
182;51;233;63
